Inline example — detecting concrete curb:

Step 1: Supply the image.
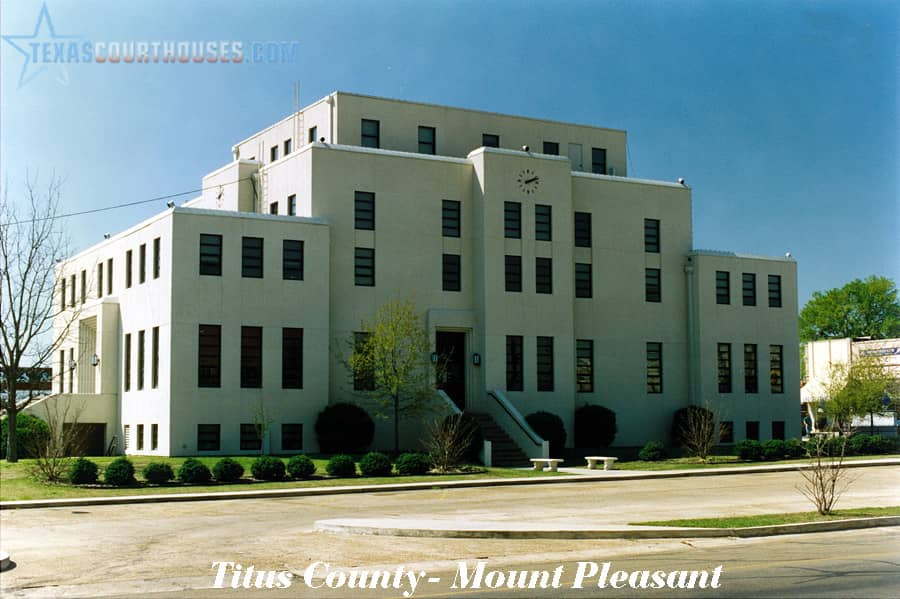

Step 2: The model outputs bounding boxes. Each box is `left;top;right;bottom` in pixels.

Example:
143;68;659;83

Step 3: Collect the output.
314;516;900;540
2;459;898;510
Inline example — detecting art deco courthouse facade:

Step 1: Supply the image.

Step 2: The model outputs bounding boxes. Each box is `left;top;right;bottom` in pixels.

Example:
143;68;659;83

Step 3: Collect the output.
46;92;800;456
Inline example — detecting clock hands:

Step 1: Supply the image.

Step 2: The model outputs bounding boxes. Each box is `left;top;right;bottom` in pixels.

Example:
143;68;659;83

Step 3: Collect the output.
523;176;539;185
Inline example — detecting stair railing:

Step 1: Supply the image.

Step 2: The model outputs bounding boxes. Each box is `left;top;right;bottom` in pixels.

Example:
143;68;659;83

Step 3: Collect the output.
486;389;549;459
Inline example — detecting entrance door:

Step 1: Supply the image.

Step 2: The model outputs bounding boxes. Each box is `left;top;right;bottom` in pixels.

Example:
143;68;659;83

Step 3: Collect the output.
436;331;466;411
568;143;583;171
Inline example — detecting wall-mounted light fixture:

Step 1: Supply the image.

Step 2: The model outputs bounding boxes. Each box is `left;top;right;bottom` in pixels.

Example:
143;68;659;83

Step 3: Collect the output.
68;359;77;371
430;352;439;364
472;353;482;366
91;353;100;367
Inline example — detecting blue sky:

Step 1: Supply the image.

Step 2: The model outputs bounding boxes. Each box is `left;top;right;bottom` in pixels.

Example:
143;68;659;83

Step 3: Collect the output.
1;0;897;306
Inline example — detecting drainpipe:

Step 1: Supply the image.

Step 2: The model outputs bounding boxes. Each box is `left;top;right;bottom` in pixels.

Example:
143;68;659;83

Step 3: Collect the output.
684;257;697;406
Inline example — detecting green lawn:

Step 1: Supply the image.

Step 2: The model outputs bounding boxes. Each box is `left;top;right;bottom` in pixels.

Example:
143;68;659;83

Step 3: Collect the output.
633;506;900;528
614;453;899;471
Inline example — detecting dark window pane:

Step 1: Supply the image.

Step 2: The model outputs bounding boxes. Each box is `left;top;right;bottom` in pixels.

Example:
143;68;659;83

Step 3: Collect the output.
355;191;375;230
574;212;592;247
645;268;661;302
288;194;297;216
716;271;730;305
137;330;145;390
576;339;593;393
591;147;607;174
282;328;303;389
354;248;375;286
536;258;553;294
505;255;522;292
242;237;263;278
482;133;499;148
199;234;222;276
442;254;461;292
575;263;592;298
197;424;220;451
442;200;460;237
506;335;523;391
772;421;785;440
535;204;552;241
282;423;303;451
418;126;436;154
284;139;292;156
536;336;554;391
768;275;782;307
746;421;760;441
198;324;221;387
152;327;159;389
308;126;317;143
124;333;131;391
742;273;757;306
543;141;559;155
717;343;732;393
270;145;279;162
720;421;734;443
240;326;262;388
361;119;380;148
769;345;784;393
504;202;521;238
283;240;304;280
646;342;663;393
153;237;161;279
126;250;133;287
644;219;660;253
139;243;146;283
240;423;261;451
744;344;758;393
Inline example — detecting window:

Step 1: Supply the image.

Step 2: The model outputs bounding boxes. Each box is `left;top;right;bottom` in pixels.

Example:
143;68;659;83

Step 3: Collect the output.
137;330;145;390
716;271;730;305
772;421;785;440
308;126;317;143
282;328;303;389
353;332;374;391
80;270;86;303
576;339;593;393
418;126;436;154
535;204;552;241
240;326;263;388
123;424;130;450
283;240;304;280
106;258;113;295
717;343;732;393
535;258;553;294
151;327;159;389
442;200;460;237
744;344;758;393
58;350;64;393
242;237;264;278
240;423;262;451
69;274;75;305
197;424;220;451
504;202;521;238
151;424;158;450
536;336;554;391
199;234;222;276
97;264;103;298
742;273;756;306
139;244;146;284
745;421;760;441
574;212;592;247
646;342;663;393
136;424;144;450
505;255;522;292
269;202;279;215
288;194;296;216
61;277;66;310
361;119;380;148
442;254;461;292
125;251;133;287
482;133;499;148
198;324;221;387
282;424;303;451
591;147;607;174
354;248;375;286
769;344;784;393
124;333;132;392
284;138;292;156
719;421;734;443
505;335;523;391
355;191;375;230
644;219;660;253
645;268;661;302
543;141;559;155
69;348;74;393
153;237;160;279
768;275;782;307
575;263;592;298
270;145;279;162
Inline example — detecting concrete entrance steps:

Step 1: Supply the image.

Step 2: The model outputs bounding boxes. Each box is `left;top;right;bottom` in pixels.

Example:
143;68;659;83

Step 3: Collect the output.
467;412;529;467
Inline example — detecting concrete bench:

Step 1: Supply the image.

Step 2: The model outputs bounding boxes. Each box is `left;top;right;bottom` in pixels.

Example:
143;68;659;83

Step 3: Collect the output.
530;458;564;472
584;456;618;470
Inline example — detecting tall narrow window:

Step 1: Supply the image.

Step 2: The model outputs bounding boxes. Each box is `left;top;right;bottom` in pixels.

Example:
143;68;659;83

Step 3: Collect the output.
720;421;734;443
772;421;785;440
591;147;607;174
361;119;380;148
504;201;521;238
151;424;158;450
742;273;757;306
769;345;784;393
308;126;317;143
199;234;222;276
354;191;375;230
197;424;220;451
505;335;523;391
80;270;86;303
574;212;592;247
284;138;292;156
270;145;279;162
505;255;522;292
124;333;132;392
717;343;732;393
646;342;663;393
288;194;297;216
151;326;159;389
418;126;436;154
61;277;67;310
482;133;499;148
575;263;592;298
576;339;594;393
744;344;758;393
198;324;221;388
59;350;65;393
644;219;660;253
542;141;559;155
68;347;74;393
137;330;145;390
123;425;130;450
535;258;553;294
745;421;760;441
282;240;304;280
536;336;554;391
69;274;76;305
354;248;375;286
97;264;103;298
442;254;461;292
645;268;661;302
282;424;303;451
240;326;263;388
240;423;262;451
442;200;460;237
270;202;279;215
768;275;782;307
136;424;144;450
139;243;146;284
241;237;264;278
353;332;375;391
535;205;552;241
716;271;730;304
153;237;161;279
282;328;303;389
106;258;113;295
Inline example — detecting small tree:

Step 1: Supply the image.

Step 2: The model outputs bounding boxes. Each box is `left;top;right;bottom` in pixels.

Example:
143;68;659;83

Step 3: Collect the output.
426;414;475;473
252;399;273;455
798;430;856;515
25;401;88;482
672;403;717;461
838;355;896;432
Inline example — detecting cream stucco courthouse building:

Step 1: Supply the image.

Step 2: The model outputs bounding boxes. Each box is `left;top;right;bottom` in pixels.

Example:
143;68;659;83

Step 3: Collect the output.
37;91;800;458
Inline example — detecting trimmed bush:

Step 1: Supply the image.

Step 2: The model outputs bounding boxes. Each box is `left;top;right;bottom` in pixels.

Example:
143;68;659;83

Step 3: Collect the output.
849;434;895;456
315;403;375;454
287;454;316;479
761;439;788;461
104;457;136;486
525;411;567;456
178;457;212;484
142;462;175;485
735;439;764;461
68;457;99;484
251;456;286;481
806;435;849;457
638;440;667;462
212;457;245;482
785;438;806;458
441;413;484;463
0;413;51;459
359;451;392;477
326;454;356;477
396;452;431;476
574;404;617;448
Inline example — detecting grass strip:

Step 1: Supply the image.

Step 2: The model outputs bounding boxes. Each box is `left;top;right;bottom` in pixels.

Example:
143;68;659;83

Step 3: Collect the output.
633;506;900;528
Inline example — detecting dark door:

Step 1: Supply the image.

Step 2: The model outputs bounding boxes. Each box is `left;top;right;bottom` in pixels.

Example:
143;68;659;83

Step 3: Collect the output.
63;423;107;456
436;331;465;410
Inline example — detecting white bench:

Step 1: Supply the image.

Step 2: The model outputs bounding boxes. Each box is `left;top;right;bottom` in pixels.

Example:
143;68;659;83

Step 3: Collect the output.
530;458;564;472
584;456;618;470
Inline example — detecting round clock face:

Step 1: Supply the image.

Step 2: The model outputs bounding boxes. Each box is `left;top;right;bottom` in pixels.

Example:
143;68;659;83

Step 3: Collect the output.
517;168;540;195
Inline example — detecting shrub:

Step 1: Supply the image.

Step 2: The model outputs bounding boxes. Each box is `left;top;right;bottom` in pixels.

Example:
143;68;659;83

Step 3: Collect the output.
212;457;245;482
574;405;617;448
0;413;51;459
671;406;716;459
638;440;667;461
178;457;212;484
251;456;286;481
525;411;567;456
806;435;848;458
326;454;356;477
104;457;136;486
68;457;99;484
761;439;788;461
315;403;375;454
287;454;316;479
359;451;392;477
444;413;484;463
142;462;175;485
396;452;431;476
848;434;895;456
785;438;806;458
735;439;763;461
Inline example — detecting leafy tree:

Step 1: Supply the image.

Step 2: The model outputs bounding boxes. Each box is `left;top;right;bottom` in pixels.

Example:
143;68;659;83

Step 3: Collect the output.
799;276;900;342
832;356;896;432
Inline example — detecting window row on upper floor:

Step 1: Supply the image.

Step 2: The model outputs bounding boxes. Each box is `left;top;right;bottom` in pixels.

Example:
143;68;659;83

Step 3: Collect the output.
199;234;304;280
60;237;161;310
714;271;783;308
